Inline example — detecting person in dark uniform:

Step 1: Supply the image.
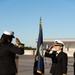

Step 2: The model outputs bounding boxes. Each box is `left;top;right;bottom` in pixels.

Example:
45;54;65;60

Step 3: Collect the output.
45;40;68;75
0;31;24;75
73;52;75;75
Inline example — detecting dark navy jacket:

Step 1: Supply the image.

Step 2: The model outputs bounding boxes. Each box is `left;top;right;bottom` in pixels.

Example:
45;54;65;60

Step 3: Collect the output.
0;42;24;74
45;51;68;75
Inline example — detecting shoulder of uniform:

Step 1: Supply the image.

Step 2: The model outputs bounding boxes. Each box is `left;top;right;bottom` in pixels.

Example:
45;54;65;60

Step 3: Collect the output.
61;52;68;56
9;43;14;47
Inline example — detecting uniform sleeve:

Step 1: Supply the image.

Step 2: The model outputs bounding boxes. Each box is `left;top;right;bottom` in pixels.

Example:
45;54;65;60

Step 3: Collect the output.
45;51;53;58
10;43;24;55
62;53;68;74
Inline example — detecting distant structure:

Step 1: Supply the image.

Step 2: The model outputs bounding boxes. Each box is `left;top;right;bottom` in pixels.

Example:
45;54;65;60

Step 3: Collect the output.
42;38;75;57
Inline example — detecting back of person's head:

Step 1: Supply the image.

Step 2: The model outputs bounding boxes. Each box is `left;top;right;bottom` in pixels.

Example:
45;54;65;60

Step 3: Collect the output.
1;31;15;44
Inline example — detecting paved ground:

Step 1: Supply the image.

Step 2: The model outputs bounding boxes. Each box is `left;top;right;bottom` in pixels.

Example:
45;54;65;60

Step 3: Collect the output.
15;55;74;75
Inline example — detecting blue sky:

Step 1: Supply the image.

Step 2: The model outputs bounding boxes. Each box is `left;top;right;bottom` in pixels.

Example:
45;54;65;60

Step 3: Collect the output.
0;0;75;47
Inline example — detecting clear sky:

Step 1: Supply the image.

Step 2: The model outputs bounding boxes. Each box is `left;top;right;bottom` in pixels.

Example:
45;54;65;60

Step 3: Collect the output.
0;0;75;47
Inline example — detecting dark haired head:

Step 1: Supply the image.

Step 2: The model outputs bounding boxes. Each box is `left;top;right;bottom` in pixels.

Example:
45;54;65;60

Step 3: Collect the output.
1;34;13;44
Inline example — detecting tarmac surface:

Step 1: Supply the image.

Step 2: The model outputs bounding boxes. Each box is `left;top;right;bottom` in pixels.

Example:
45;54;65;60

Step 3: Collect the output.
15;55;74;75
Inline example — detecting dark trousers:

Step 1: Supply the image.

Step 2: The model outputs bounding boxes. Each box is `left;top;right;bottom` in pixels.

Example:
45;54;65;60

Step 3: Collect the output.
0;73;15;75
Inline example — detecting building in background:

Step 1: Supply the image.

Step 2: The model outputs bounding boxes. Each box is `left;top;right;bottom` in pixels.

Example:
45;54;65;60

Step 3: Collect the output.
24;38;75;57
42;38;75;57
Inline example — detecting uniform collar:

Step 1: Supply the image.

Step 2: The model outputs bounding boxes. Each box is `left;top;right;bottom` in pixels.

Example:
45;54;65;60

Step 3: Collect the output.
57;50;61;54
